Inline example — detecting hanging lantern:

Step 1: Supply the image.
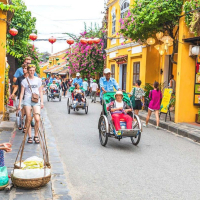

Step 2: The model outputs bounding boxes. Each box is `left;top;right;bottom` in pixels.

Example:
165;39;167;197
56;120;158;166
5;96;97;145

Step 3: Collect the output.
147;37;155;45
154;44;161;51
56;58;59;61
80;38;88;45
93;38;100;44
168;42;173;47
159;49;165;56
191;46;200;55
49;36;56;54
160;36;173;44
9;28;18;45
58;63;60;65
46;56;49;60
41;59;44;62
156;32;164;40
67;38;74;46
29;33;37;50
49;61;52;64
87;38;94;45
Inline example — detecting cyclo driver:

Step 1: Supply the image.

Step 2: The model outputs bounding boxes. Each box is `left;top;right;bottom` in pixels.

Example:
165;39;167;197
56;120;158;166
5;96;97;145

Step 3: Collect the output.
100;68;121;104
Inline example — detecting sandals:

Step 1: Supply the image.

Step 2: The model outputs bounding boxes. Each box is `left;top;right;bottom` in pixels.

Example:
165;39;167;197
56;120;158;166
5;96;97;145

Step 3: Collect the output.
27;137;33;144
23;126;26;133
34;136;40;144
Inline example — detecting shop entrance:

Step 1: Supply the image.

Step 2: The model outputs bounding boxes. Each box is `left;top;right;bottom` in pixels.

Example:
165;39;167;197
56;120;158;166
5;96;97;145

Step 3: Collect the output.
119;64;127;90
163;55;173;87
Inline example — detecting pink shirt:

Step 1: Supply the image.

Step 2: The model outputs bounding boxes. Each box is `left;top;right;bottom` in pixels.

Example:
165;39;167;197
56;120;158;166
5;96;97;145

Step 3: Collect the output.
148;90;162;110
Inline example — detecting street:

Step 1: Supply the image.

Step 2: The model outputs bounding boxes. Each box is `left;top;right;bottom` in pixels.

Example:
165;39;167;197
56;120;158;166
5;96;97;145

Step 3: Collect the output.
44;95;200;200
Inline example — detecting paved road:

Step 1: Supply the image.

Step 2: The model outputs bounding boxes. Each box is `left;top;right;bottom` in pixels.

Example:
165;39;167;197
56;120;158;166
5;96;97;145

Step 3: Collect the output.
44;95;200;200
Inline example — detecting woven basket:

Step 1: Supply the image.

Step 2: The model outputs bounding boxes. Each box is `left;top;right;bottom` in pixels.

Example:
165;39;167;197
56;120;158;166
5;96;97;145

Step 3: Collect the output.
11;174;51;189
0;182;9;191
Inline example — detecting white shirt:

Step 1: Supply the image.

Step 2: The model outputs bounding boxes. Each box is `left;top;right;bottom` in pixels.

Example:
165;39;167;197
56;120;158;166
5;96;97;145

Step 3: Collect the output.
50;84;58;89
115;100;124;108
21;77;42;101
91;83;98;91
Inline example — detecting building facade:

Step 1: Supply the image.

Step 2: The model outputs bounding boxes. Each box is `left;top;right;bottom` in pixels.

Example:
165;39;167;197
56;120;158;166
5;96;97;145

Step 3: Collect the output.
106;0;198;123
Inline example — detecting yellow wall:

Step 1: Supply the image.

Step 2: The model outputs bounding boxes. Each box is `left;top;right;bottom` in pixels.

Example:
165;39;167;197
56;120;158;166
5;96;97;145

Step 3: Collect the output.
175;16;198;123
0;1;7;113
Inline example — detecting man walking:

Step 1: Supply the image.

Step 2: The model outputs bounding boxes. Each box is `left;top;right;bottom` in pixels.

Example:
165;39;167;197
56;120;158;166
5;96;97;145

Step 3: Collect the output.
100;68;120;103
90;79;98;103
72;73;83;87
83;78;89;96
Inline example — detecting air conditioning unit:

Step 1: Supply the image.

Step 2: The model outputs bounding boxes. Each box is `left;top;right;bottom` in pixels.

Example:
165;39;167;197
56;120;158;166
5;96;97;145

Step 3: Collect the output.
189;45;200;56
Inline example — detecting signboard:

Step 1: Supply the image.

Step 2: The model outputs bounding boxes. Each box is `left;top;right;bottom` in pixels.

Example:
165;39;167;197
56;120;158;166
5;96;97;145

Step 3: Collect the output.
194;59;200;105
160;88;173;113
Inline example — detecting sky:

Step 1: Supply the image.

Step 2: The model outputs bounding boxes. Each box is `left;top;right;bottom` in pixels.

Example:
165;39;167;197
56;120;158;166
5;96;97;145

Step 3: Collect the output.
24;0;106;54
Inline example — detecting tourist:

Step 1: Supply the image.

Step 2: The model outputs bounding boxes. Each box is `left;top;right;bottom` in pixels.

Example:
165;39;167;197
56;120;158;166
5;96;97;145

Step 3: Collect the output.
168;75;176;94
90;79;98;103
18;64;43;144
61;78;67;97
130;80;145;116
82;78;89;96
143;81;162;129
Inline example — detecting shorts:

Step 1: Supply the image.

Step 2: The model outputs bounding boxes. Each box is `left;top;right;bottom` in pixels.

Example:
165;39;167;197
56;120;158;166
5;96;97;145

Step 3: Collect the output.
23;97;40;107
148;107;155;112
133;100;142;110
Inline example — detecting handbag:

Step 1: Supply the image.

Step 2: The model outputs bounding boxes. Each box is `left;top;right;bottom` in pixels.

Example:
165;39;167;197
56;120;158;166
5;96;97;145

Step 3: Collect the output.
26;78;39;103
130;87;136;108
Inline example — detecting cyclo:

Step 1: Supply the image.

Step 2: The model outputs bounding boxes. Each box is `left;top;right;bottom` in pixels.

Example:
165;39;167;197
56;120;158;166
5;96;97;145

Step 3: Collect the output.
46;82;61;102
98;91;142;147
67;87;89;114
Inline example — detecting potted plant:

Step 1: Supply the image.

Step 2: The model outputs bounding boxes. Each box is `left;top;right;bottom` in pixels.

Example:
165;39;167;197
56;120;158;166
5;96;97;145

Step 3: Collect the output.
195;108;200;124
143;83;153;112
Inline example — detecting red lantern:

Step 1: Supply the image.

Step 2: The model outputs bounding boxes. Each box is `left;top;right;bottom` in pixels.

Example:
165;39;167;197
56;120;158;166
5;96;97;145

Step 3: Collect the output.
9;28;18;45
80;38;88;45
67;38;74;46
29;33;37;50
49;36;56;54
87;38;94;45
93;38;100;44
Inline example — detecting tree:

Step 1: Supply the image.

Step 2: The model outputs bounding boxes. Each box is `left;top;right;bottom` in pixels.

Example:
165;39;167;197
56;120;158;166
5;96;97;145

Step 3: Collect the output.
65;24;106;76
6;0;40;72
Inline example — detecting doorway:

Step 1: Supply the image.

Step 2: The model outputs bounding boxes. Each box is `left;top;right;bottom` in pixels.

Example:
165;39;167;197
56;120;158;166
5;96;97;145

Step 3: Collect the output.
163;55;173;87
119;64;127;90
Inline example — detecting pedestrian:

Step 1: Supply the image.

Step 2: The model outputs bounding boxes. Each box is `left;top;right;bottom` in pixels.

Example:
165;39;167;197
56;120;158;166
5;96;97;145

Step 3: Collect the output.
100;68;120;104
130;80;145;116
42;78;46;95
56;76;61;87
82;78;89;96
90;79;98;103
143;81;162;129
168;75;176;94
61;79;67;97
18;64;44;144
49;75;56;84
10;64;28;131
72;73;83;87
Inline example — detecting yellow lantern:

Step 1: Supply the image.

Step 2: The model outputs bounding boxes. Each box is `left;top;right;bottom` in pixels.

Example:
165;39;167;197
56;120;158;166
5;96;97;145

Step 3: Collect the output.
161;36;173;44
147;37;156;45
159;49;165;56
168;42;173;47
154;44;161;51
156;32;164;40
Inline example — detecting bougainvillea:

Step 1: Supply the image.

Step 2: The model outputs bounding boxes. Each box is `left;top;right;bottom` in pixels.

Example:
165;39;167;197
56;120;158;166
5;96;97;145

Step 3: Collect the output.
119;0;183;42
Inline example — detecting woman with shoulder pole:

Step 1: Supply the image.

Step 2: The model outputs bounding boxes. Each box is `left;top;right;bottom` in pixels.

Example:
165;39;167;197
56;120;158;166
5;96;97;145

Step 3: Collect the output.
143;81;162;129
18;64;44;144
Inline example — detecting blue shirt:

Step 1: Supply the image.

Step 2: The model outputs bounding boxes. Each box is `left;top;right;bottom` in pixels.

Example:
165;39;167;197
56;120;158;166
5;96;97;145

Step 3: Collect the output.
72;78;83;87
14;67;37;78
49;77;56;84
82;81;88;90
100;77;120;98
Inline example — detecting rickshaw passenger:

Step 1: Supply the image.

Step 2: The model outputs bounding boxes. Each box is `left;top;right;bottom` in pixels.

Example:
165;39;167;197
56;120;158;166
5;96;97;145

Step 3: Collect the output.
73;83;85;102
108;91;132;132
49;80;59;97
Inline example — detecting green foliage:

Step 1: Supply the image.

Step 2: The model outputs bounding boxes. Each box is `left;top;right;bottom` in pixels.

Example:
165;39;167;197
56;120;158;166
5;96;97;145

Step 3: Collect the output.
183;0;200;36
0;2;18;12
4;64;10;106
119;0;183;42
198;108;200;116
169;94;176;108
7;0;38;68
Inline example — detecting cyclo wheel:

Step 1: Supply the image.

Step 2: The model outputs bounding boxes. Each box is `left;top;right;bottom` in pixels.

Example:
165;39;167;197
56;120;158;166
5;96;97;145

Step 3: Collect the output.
47;91;49;102
85;106;88;114
59;95;61;102
98;115;109;146
67;98;70;114
131;115;142;146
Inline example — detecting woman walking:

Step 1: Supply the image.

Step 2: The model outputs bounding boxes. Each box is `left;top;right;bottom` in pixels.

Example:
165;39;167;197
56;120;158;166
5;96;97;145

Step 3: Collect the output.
18;64;44;144
130;80;145;115
143;81;162;129
61;78;67;97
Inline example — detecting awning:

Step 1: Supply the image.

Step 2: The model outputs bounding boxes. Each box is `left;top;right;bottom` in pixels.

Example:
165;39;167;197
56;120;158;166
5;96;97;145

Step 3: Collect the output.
113;55;128;64
58;68;69;75
183;36;200;45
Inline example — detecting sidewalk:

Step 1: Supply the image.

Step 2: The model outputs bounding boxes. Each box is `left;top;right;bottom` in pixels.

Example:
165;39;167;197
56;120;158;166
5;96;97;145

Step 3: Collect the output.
0;108;71;200
139;110;200;143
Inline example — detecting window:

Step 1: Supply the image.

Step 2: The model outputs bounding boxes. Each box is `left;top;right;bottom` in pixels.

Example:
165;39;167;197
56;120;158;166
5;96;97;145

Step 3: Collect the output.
111;64;115;78
111;7;116;35
120;0;130;19
133;62;140;85
112;13;116;35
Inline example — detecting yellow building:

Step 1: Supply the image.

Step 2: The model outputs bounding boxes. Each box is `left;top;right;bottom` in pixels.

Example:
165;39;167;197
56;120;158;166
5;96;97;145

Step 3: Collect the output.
40;49;69;78
0;0;8;113
106;0;198;123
